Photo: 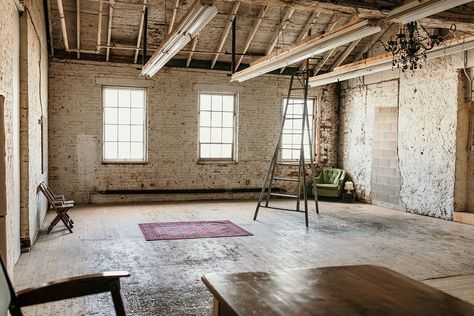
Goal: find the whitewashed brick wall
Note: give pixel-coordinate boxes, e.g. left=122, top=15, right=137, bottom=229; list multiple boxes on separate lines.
left=48, top=61, right=338, bottom=203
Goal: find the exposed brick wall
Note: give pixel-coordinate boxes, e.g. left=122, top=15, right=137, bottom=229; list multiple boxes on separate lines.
left=19, top=0, right=49, bottom=248
left=48, top=61, right=338, bottom=203
left=0, top=0, right=21, bottom=273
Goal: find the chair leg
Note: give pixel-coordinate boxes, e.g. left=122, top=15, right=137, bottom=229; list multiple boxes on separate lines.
left=47, top=215, right=61, bottom=234
left=110, top=281, right=126, bottom=316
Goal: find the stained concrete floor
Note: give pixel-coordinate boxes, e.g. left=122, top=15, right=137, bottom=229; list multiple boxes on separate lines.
left=14, top=200, right=474, bottom=315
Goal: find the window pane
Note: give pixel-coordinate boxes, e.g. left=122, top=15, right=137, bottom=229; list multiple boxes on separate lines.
left=222, top=128, right=233, bottom=143
left=211, top=112, right=221, bottom=127
left=104, top=142, right=117, bottom=159
left=200, top=111, right=211, bottom=126
left=103, top=87, right=146, bottom=162
left=200, top=127, right=211, bottom=143
left=221, top=144, right=232, bottom=158
left=201, top=144, right=211, bottom=158
left=210, top=127, right=221, bottom=142
left=131, top=126, right=143, bottom=142
left=130, top=142, right=144, bottom=160
left=118, top=90, right=131, bottom=108
left=118, top=125, right=130, bottom=141
left=223, top=95, right=234, bottom=111
left=131, top=108, right=144, bottom=125
left=118, top=142, right=130, bottom=159
left=210, top=144, right=221, bottom=158
left=104, top=89, right=118, bottom=107
left=118, top=108, right=131, bottom=125
left=200, top=94, right=211, bottom=110
left=222, top=113, right=233, bottom=127
left=211, top=95, right=222, bottom=111
left=131, top=90, right=144, bottom=108
left=104, top=125, right=118, bottom=142
left=104, top=108, right=118, bottom=124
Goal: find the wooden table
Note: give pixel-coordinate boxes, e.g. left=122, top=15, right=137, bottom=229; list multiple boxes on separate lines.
left=202, top=265, right=474, bottom=316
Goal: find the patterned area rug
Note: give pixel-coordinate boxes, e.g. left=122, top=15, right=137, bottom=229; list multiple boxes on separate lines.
left=138, top=220, right=253, bottom=241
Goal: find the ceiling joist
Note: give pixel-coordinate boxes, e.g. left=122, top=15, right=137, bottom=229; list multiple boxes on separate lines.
left=133, top=0, right=148, bottom=64
left=210, top=1, right=240, bottom=69
left=235, top=5, right=268, bottom=71
left=265, top=6, right=295, bottom=56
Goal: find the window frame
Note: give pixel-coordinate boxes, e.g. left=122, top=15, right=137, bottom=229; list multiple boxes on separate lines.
left=280, top=97, right=317, bottom=163
left=197, top=91, right=238, bottom=163
left=101, top=85, right=148, bottom=164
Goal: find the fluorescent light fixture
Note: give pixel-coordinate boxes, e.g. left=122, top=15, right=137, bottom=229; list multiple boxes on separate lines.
left=308, top=36, right=474, bottom=87
left=387, top=0, right=473, bottom=24
left=141, top=0, right=217, bottom=77
left=230, top=19, right=382, bottom=83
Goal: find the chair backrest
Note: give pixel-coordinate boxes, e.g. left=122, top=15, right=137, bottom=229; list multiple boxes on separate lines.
left=38, top=182, right=55, bottom=204
left=0, top=256, right=16, bottom=316
left=322, top=168, right=343, bottom=184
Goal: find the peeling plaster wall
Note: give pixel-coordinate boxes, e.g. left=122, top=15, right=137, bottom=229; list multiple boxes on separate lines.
left=339, top=55, right=466, bottom=219
left=48, top=61, right=338, bottom=203
left=19, top=0, right=49, bottom=248
left=0, top=0, right=21, bottom=273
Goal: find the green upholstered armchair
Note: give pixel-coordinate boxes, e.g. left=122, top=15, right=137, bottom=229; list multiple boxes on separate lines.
left=313, top=168, right=346, bottom=198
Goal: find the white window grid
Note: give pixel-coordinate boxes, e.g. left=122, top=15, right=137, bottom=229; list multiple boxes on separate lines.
left=198, top=92, right=236, bottom=160
left=281, top=98, right=315, bottom=161
left=102, top=86, right=147, bottom=162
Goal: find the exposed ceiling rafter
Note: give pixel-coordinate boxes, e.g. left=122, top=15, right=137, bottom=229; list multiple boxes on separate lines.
left=106, top=0, right=114, bottom=61
left=187, top=35, right=199, bottom=67
left=235, top=4, right=268, bottom=71
left=265, top=6, right=295, bottom=56
left=133, top=0, right=148, bottom=63
left=210, top=1, right=240, bottom=69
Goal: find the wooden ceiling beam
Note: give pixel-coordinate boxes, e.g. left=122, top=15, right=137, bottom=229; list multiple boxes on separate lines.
left=280, top=10, right=320, bottom=73
left=133, top=0, right=148, bottom=64
left=168, top=0, right=179, bottom=34
left=106, top=1, right=114, bottom=61
left=300, top=12, right=341, bottom=71
left=265, top=7, right=295, bottom=56
left=330, top=38, right=360, bottom=69
left=210, top=1, right=240, bottom=69
left=353, top=22, right=391, bottom=61
left=235, top=5, right=268, bottom=71
left=186, top=35, right=199, bottom=67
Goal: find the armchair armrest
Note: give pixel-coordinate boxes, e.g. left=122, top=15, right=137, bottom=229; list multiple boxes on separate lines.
left=337, top=171, right=347, bottom=189
left=17, top=271, right=130, bottom=307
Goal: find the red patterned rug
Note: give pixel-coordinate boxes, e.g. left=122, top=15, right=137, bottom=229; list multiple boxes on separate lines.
left=138, top=220, right=253, bottom=241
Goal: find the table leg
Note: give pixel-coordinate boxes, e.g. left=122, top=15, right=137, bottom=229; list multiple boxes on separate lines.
left=212, top=297, right=220, bottom=316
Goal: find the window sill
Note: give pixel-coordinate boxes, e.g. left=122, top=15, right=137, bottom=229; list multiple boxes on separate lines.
left=102, top=161, right=148, bottom=165
left=197, top=159, right=238, bottom=165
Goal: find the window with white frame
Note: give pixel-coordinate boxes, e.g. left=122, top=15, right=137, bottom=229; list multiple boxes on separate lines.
left=198, top=93, right=236, bottom=160
left=281, top=98, right=315, bottom=161
left=103, top=86, right=147, bottom=162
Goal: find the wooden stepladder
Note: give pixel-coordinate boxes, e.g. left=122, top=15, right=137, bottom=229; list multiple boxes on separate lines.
left=254, top=70, right=319, bottom=227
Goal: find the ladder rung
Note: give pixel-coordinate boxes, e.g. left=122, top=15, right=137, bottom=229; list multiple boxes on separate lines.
left=274, top=177, right=299, bottom=182
left=279, top=147, right=302, bottom=150
left=276, top=162, right=300, bottom=166
left=270, top=193, right=298, bottom=198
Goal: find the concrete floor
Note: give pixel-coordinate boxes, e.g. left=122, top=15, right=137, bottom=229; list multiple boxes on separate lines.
left=14, top=200, right=474, bottom=315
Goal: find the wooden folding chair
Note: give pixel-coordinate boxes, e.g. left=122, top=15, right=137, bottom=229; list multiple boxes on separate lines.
left=1, top=255, right=130, bottom=316
left=38, top=182, right=74, bottom=234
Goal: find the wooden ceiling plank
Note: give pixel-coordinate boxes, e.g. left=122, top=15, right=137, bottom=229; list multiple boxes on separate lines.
left=331, top=38, right=360, bottom=69
left=97, top=0, right=103, bottom=52
left=235, top=5, right=268, bottom=71
left=106, top=2, right=114, bottom=61
left=133, top=0, right=148, bottom=64
left=265, top=6, right=295, bottom=56
left=210, top=1, right=240, bottom=69
left=186, top=35, right=199, bottom=67
left=168, top=0, right=180, bottom=34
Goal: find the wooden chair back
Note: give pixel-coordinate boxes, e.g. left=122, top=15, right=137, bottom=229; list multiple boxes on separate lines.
left=38, top=182, right=55, bottom=205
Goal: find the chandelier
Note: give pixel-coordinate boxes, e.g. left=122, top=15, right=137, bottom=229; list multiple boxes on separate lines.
left=383, top=22, right=444, bottom=72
